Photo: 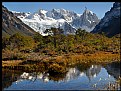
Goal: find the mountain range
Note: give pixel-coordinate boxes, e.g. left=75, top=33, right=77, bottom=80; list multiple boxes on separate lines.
left=13, top=8, right=100, bottom=35
left=2, top=2, right=120, bottom=37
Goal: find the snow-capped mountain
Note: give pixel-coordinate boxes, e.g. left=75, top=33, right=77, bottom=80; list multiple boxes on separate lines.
left=71, top=8, right=100, bottom=32
left=13, top=8, right=100, bottom=35
left=11, top=11, right=31, bottom=19
left=91, top=2, right=120, bottom=37
left=46, top=8, right=80, bottom=22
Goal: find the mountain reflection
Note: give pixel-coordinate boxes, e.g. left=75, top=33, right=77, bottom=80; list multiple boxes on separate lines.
left=2, top=62, right=120, bottom=90
left=63, top=68, right=80, bottom=82
left=86, top=65, right=101, bottom=81
left=62, top=65, right=101, bottom=82
left=104, top=62, right=120, bottom=79
left=3, top=65, right=102, bottom=85
left=2, top=70, right=23, bottom=90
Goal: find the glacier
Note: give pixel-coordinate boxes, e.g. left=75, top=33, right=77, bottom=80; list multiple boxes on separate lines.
left=12, top=8, right=100, bottom=36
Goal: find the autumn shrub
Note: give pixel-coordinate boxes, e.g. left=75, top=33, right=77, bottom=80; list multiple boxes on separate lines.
left=2, top=49, right=27, bottom=60
left=8, top=33, right=35, bottom=51
left=49, top=73, right=66, bottom=82
left=48, top=63, right=67, bottom=73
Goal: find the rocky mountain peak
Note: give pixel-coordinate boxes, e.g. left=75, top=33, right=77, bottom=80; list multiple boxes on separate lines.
left=13, top=7, right=100, bottom=35
left=91, top=2, right=120, bottom=37
left=71, top=8, right=100, bottom=32
left=83, top=7, right=94, bottom=15
left=113, top=2, right=120, bottom=8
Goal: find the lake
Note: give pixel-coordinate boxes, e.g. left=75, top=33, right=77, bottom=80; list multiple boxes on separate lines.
left=2, top=61, right=120, bottom=90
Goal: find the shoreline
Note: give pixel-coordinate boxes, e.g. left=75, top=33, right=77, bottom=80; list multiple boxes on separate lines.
left=2, top=51, right=120, bottom=71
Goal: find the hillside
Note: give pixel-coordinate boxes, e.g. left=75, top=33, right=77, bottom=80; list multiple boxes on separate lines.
left=2, top=5, right=36, bottom=37
left=91, top=2, right=120, bottom=37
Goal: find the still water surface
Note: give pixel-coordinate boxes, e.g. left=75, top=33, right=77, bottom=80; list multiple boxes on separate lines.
left=2, top=62, right=120, bottom=90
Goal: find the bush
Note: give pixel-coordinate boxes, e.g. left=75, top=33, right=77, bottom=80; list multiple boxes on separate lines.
left=48, top=63, right=67, bottom=73
left=2, top=49, right=27, bottom=60
left=9, top=33, right=35, bottom=50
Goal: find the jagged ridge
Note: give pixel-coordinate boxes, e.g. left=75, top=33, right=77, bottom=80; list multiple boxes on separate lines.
left=13, top=8, right=100, bottom=35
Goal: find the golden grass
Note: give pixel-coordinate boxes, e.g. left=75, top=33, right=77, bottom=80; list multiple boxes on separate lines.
left=2, top=60, right=23, bottom=67
left=2, top=51, right=120, bottom=71
left=68, top=52, right=119, bottom=62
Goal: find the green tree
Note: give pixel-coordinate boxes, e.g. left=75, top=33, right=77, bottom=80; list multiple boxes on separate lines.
left=9, top=33, right=35, bottom=50
left=76, top=28, right=88, bottom=40
left=44, top=27, right=64, bottom=48
left=33, top=32, right=43, bottom=43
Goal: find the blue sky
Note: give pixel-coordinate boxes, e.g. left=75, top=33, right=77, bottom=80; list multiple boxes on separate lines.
left=2, top=2, right=114, bottom=19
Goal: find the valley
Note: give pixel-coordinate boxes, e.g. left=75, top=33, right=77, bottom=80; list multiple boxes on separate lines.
left=2, top=2, right=120, bottom=90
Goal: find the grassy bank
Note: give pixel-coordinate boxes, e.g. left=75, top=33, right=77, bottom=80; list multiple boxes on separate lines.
left=2, top=51, right=120, bottom=72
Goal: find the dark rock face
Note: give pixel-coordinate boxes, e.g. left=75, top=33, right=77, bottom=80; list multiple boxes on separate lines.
left=104, top=62, right=120, bottom=80
left=2, top=5, right=36, bottom=37
left=91, top=2, right=120, bottom=37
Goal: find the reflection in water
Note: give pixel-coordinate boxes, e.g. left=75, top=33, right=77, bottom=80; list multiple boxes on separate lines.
left=2, top=62, right=120, bottom=90
left=2, top=70, right=23, bottom=90
left=85, top=65, right=101, bottom=81
left=63, top=68, right=80, bottom=82
left=17, top=72, right=49, bottom=83
left=7, top=65, right=101, bottom=84
left=104, top=62, right=120, bottom=79
left=62, top=65, right=101, bottom=82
